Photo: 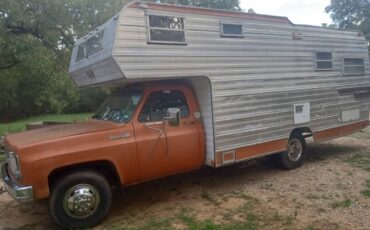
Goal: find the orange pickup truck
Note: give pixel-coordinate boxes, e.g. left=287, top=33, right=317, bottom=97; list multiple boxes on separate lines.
left=2, top=84, right=207, bottom=228
left=2, top=1, right=370, bottom=229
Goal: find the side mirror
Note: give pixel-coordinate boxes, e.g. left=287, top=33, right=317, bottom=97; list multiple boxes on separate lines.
left=165, top=108, right=180, bottom=127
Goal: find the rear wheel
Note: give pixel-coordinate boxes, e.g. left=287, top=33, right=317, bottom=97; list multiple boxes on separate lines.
left=49, top=170, right=112, bottom=229
left=278, top=133, right=307, bottom=170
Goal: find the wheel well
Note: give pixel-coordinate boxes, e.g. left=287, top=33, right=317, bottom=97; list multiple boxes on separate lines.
left=48, top=161, right=121, bottom=191
left=289, top=127, right=313, bottom=139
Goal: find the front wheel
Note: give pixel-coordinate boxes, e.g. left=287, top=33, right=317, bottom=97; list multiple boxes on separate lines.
left=49, top=170, right=112, bottom=229
left=278, top=134, right=307, bottom=170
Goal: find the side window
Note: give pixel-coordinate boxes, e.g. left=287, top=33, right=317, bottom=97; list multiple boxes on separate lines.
left=148, top=15, right=186, bottom=44
left=221, top=23, right=244, bottom=37
left=139, top=90, right=190, bottom=122
left=76, top=30, right=104, bottom=62
left=344, top=58, right=365, bottom=75
left=315, top=52, right=333, bottom=71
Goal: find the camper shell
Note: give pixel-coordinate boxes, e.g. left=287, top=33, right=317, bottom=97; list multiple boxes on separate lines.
left=69, top=1, right=370, bottom=167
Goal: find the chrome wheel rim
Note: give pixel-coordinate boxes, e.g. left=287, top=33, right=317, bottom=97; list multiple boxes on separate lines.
left=287, top=138, right=303, bottom=162
left=63, top=184, right=100, bottom=219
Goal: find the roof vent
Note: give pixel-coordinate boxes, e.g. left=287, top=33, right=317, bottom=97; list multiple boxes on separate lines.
left=292, top=32, right=303, bottom=40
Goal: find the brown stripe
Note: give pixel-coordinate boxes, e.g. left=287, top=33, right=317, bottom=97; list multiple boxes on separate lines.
left=215, top=152, right=222, bottom=167
left=314, top=120, right=369, bottom=142
left=231, top=139, right=288, bottom=163
left=215, top=120, right=368, bottom=167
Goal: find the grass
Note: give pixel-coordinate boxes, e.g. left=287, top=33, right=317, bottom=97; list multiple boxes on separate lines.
left=0, top=113, right=92, bottom=134
left=362, top=180, right=370, bottom=198
left=344, top=150, right=370, bottom=172
left=330, top=199, right=352, bottom=209
left=178, top=214, right=257, bottom=230
left=349, top=127, right=370, bottom=139
left=201, top=191, right=220, bottom=206
left=112, top=196, right=260, bottom=230
left=113, top=213, right=258, bottom=230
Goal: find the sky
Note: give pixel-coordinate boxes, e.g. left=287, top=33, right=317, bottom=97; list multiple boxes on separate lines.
left=240, top=0, right=332, bottom=26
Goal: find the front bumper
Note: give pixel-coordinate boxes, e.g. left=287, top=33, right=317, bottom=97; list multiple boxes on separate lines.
left=1, top=163, right=33, bottom=202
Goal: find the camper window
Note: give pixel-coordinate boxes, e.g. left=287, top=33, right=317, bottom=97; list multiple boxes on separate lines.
left=344, top=58, right=365, bottom=75
left=76, top=44, right=86, bottom=61
left=85, top=30, right=104, bottom=56
left=221, top=23, right=244, bottom=37
left=76, top=30, right=104, bottom=61
left=315, top=52, right=333, bottom=71
left=148, top=15, right=186, bottom=44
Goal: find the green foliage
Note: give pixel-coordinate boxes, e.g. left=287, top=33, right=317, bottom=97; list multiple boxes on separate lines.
left=0, top=0, right=131, bottom=121
left=0, top=0, right=241, bottom=122
left=0, top=153, right=4, bottom=164
left=326, top=0, right=370, bottom=52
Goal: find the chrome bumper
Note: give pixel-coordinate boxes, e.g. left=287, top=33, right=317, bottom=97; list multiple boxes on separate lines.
left=1, top=163, right=33, bottom=202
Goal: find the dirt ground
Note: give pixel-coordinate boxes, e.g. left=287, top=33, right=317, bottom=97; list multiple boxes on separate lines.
left=1, top=129, right=370, bottom=230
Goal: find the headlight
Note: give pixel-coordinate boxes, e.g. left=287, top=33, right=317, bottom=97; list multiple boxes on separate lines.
left=7, top=151, right=21, bottom=179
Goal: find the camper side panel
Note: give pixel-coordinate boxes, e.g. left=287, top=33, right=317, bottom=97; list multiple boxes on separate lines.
left=114, top=5, right=370, bottom=166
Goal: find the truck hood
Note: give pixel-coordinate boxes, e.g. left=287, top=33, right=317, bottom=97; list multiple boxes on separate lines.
left=5, top=119, right=120, bottom=149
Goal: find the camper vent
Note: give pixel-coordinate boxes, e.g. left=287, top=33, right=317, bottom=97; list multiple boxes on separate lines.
left=148, top=15, right=186, bottom=44
left=221, top=23, right=244, bottom=37
left=315, top=52, right=333, bottom=71
left=343, top=58, right=365, bottom=75
left=292, top=32, right=302, bottom=40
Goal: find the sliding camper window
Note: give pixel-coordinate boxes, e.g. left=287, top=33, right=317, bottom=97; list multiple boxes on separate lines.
left=148, top=15, right=186, bottom=44
left=343, top=58, right=365, bottom=75
left=315, top=52, right=333, bottom=71
left=221, top=23, right=244, bottom=37
left=76, top=30, right=105, bottom=62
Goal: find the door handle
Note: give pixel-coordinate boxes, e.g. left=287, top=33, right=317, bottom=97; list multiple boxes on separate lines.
left=109, top=132, right=131, bottom=140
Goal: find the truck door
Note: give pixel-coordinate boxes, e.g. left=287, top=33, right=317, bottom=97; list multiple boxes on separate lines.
left=133, top=88, right=203, bottom=181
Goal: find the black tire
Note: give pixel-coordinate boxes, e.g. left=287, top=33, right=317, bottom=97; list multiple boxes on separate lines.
left=278, top=133, right=307, bottom=170
left=49, top=170, right=112, bottom=229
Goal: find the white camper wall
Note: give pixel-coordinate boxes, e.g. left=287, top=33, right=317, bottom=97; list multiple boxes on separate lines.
left=186, top=77, right=215, bottom=166
left=112, top=3, right=370, bottom=159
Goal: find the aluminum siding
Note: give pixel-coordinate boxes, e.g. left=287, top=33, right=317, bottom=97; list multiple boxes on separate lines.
left=112, top=6, right=370, bottom=159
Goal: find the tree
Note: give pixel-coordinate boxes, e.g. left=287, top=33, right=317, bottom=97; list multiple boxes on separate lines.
left=0, top=0, right=241, bottom=121
left=0, top=0, right=130, bottom=120
left=326, top=0, right=370, bottom=52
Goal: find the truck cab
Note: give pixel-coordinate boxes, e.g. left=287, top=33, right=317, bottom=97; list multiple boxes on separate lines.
left=1, top=83, right=205, bottom=228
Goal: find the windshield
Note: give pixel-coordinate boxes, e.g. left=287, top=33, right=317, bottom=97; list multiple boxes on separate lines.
left=93, top=90, right=142, bottom=123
